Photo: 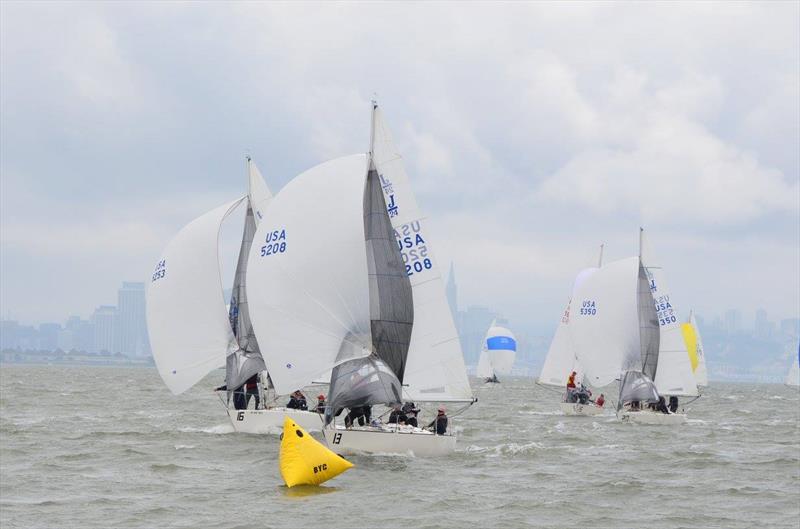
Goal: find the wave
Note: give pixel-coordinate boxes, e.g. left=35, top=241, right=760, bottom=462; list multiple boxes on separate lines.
left=178, top=424, right=234, bottom=435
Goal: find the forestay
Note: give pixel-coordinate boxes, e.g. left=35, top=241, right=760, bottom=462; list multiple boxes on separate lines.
left=246, top=155, right=373, bottom=396
left=146, top=197, right=246, bottom=395
left=371, top=104, right=473, bottom=402
left=569, top=257, right=641, bottom=388
left=640, top=230, right=698, bottom=397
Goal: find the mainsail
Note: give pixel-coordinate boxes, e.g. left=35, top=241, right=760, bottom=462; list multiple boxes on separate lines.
left=225, top=201, right=267, bottom=390
left=640, top=229, right=698, bottom=397
left=324, top=160, right=415, bottom=421
left=370, top=103, right=473, bottom=403
left=146, top=197, right=246, bottom=395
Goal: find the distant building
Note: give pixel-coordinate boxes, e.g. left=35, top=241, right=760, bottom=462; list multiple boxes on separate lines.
left=38, top=322, right=61, bottom=351
left=780, top=318, right=800, bottom=339
left=724, top=309, right=741, bottom=334
left=0, top=320, right=19, bottom=349
left=91, top=305, right=117, bottom=353
left=117, top=282, right=149, bottom=356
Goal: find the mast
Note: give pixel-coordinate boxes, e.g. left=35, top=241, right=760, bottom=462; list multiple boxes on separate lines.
left=598, top=243, right=605, bottom=268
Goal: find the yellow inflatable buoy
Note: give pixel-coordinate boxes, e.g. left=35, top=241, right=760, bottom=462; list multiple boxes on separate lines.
left=279, top=416, right=353, bottom=487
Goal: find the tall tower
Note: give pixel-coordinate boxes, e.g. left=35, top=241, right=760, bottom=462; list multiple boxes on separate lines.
left=445, top=262, right=458, bottom=320
left=117, top=282, right=148, bottom=356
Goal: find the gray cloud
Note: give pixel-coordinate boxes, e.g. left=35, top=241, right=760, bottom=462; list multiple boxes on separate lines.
left=1, top=1, right=798, bottom=329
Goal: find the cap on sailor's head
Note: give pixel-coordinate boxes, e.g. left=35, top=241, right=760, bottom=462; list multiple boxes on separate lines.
left=438, top=405, right=446, bottom=413
left=318, top=394, right=325, bottom=400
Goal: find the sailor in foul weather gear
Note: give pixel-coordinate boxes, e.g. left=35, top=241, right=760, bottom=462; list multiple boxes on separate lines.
left=427, top=405, right=448, bottom=435
left=287, top=391, right=308, bottom=410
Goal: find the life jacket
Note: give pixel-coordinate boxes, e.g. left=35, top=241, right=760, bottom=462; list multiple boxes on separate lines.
left=566, top=375, right=576, bottom=388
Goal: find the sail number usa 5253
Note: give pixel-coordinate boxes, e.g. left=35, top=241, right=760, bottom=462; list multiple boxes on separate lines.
left=151, top=260, right=166, bottom=282
left=260, top=229, right=287, bottom=257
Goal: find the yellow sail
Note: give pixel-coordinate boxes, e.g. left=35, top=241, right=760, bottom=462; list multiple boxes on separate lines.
left=279, top=416, right=353, bottom=487
left=681, top=322, right=699, bottom=372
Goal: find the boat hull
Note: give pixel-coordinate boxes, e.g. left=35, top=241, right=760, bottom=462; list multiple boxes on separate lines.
left=618, top=410, right=687, bottom=425
left=323, top=425, right=456, bottom=456
left=226, top=407, right=323, bottom=433
left=559, top=402, right=603, bottom=416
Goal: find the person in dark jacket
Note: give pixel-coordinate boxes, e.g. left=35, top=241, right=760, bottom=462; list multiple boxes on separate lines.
left=244, top=374, right=260, bottom=409
left=668, top=396, right=679, bottom=413
left=286, top=391, right=308, bottom=410
left=655, top=396, right=669, bottom=414
left=427, top=405, right=448, bottom=435
left=215, top=383, right=246, bottom=410
left=402, top=402, right=419, bottom=427
left=313, top=394, right=326, bottom=414
left=344, top=405, right=371, bottom=427
left=388, top=404, right=407, bottom=425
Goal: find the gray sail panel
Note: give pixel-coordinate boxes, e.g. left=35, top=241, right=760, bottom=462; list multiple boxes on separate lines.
left=324, top=356, right=403, bottom=425
left=617, top=370, right=660, bottom=409
left=226, top=203, right=266, bottom=388
left=363, top=165, right=414, bottom=382
left=637, top=263, right=660, bottom=381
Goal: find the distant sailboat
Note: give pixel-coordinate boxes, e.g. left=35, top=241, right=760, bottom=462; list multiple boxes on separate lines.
left=681, top=310, right=708, bottom=387
left=246, top=103, right=474, bottom=456
left=145, top=157, right=322, bottom=433
left=537, top=245, right=603, bottom=416
left=786, top=344, right=799, bottom=387
left=570, top=229, right=698, bottom=425
left=475, top=321, right=516, bottom=383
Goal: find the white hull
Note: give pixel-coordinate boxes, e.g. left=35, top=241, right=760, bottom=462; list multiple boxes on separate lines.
left=559, top=402, right=603, bottom=416
left=618, top=410, right=687, bottom=425
left=226, top=407, right=323, bottom=434
left=323, top=424, right=456, bottom=456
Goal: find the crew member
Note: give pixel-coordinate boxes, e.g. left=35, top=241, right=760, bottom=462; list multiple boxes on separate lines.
left=286, top=391, right=307, bottom=410
left=595, top=394, right=605, bottom=408
left=427, top=405, right=448, bottom=435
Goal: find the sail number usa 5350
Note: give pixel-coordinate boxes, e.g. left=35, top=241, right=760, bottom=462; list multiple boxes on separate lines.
left=260, top=229, right=287, bottom=257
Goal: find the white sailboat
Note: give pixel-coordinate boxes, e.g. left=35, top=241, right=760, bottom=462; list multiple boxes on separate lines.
left=246, top=102, right=474, bottom=456
left=475, top=321, right=517, bottom=383
left=145, top=157, right=322, bottom=433
left=681, top=310, right=708, bottom=387
left=537, top=246, right=603, bottom=416
left=786, top=344, right=799, bottom=387
left=570, top=229, right=698, bottom=425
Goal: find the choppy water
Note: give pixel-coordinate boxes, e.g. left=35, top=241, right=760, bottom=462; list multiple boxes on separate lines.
left=1, top=366, right=798, bottom=529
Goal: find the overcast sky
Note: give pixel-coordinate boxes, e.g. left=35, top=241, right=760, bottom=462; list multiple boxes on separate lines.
left=1, top=1, right=798, bottom=333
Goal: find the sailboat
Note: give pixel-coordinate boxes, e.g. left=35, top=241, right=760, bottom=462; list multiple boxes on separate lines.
left=570, top=229, right=698, bottom=425
left=537, top=245, right=604, bottom=416
left=786, top=344, right=799, bottom=387
left=246, top=102, right=475, bottom=456
left=681, top=310, right=708, bottom=387
left=475, top=322, right=517, bottom=383
left=145, top=157, right=322, bottom=433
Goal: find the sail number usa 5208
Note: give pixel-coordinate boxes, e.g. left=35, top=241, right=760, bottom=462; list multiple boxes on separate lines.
left=260, top=229, right=287, bottom=257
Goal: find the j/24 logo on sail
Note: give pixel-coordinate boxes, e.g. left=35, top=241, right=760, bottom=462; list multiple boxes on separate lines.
left=260, top=229, right=287, bottom=257
left=579, top=300, right=597, bottom=315
left=151, top=260, right=166, bottom=282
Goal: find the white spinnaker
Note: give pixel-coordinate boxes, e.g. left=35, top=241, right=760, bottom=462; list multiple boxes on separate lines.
left=247, top=157, right=272, bottom=226
left=146, top=197, right=245, bottom=395
left=475, top=350, right=492, bottom=378
left=538, top=268, right=596, bottom=387
left=570, top=257, right=641, bottom=388
left=640, top=230, right=698, bottom=397
left=246, top=154, right=373, bottom=396
left=690, top=311, right=709, bottom=387
left=371, top=105, right=472, bottom=402
left=484, top=325, right=516, bottom=376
